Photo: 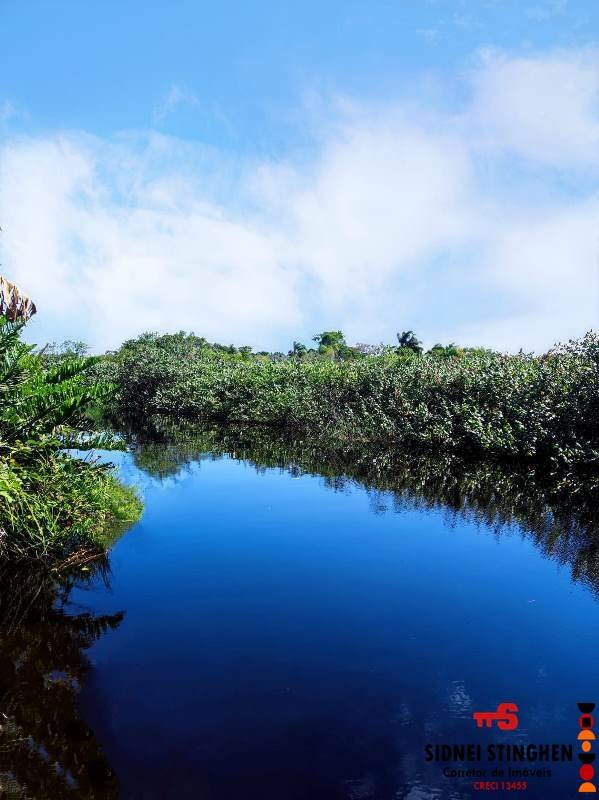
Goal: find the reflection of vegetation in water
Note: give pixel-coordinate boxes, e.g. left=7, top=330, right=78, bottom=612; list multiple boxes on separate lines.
left=0, top=562, right=121, bottom=799
left=126, top=420, right=599, bottom=596
left=129, top=437, right=216, bottom=481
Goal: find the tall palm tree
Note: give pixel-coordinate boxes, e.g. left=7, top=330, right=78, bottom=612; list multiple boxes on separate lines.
left=396, top=330, right=423, bottom=355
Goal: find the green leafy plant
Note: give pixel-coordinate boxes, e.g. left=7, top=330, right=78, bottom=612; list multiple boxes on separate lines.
left=0, top=317, right=142, bottom=562
left=101, top=329, right=599, bottom=472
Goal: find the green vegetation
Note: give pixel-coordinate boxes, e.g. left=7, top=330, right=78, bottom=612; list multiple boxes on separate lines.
left=101, top=329, right=599, bottom=471
left=10, top=302, right=595, bottom=563
left=396, top=329, right=423, bottom=354
left=0, top=317, right=141, bottom=563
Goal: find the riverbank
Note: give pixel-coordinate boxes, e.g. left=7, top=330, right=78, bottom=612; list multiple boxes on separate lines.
left=1, top=452, right=142, bottom=563
left=7, top=318, right=599, bottom=564
left=0, top=317, right=142, bottom=564
left=101, top=330, right=599, bottom=471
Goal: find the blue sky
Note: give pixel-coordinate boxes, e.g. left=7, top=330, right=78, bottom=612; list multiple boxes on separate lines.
left=1, top=0, right=599, bottom=351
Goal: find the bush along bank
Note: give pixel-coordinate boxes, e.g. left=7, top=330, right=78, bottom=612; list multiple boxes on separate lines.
left=0, top=317, right=142, bottom=563
left=99, top=330, right=599, bottom=472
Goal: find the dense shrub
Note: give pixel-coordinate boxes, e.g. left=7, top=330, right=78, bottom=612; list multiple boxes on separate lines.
left=102, top=331, right=599, bottom=470
left=0, top=318, right=141, bottom=562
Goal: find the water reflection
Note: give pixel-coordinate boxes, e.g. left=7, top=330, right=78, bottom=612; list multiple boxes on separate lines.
left=126, top=421, right=599, bottom=598
left=4, top=424, right=599, bottom=799
left=0, top=562, right=122, bottom=799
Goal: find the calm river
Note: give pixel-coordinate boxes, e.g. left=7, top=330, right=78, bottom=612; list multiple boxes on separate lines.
left=2, top=430, right=599, bottom=799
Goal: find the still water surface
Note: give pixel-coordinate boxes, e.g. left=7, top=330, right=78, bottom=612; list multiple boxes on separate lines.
left=2, top=433, right=599, bottom=799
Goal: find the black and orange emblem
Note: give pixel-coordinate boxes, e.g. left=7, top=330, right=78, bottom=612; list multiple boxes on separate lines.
left=578, top=703, right=597, bottom=792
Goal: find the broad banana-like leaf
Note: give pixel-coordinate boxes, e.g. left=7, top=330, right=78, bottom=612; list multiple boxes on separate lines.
left=0, top=276, right=37, bottom=321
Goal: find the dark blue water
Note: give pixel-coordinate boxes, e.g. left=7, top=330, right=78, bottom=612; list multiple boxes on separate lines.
left=3, top=438, right=599, bottom=799
left=58, top=445, right=599, bottom=800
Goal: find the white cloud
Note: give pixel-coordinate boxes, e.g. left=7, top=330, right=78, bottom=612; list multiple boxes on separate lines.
left=1, top=48, right=598, bottom=353
left=452, top=199, right=599, bottom=352
left=468, top=48, right=599, bottom=166
left=0, top=133, right=300, bottom=351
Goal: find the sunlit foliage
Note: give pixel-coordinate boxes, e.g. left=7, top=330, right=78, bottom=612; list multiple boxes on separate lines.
left=102, top=330, right=599, bottom=470
left=0, top=318, right=141, bottom=562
